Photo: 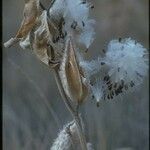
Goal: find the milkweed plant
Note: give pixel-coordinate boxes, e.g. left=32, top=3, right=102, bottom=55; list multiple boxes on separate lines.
left=4, top=0, right=149, bottom=150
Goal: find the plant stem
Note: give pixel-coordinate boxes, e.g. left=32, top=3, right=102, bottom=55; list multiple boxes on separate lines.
left=53, top=67, right=88, bottom=150
left=73, top=112, right=87, bottom=150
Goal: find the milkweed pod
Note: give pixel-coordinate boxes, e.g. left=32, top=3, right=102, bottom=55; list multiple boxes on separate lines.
left=20, top=10, right=61, bottom=67
left=4, top=0, right=40, bottom=48
left=59, top=36, right=89, bottom=105
left=16, top=0, right=40, bottom=38
left=29, top=11, right=52, bottom=65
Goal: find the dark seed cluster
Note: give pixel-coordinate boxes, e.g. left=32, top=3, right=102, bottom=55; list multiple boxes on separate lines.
left=71, top=21, right=78, bottom=29
left=102, top=75, right=136, bottom=100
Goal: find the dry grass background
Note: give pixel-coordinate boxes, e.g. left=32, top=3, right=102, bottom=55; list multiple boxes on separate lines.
left=3, top=0, right=149, bottom=150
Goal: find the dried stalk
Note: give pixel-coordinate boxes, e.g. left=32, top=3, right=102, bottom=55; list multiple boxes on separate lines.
left=53, top=66, right=88, bottom=150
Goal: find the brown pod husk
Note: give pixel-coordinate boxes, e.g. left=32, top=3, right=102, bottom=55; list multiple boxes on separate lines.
left=59, top=36, right=89, bottom=105
left=28, top=11, right=62, bottom=67
left=4, top=0, right=40, bottom=48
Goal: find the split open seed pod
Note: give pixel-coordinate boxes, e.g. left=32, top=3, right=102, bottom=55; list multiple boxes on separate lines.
left=59, top=36, right=89, bottom=105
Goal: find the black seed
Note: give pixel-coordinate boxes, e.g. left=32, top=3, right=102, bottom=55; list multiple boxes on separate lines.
left=101, top=62, right=105, bottom=65
left=108, top=84, right=112, bottom=90
left=103, top=76, right=106, bottom=81
left=119, top=85, right=123, bottom=90
left=130, top=81, right=135, bottom=87
left=106, top=81, right=111, bottom=85
left=52, top=38, right=56, bottom=43
left=64, top=32, right=67, bottom=37
left=60, top=33, right=64, bottom=38
left=82, top=21, right=85, bottom=27
left=85, top=49, right=88, bottom=53
left=81, top=1, right=86, bottom=4
left=119, top=37, right=122, bottom=42
left=90, top=5, right=94, bottom=9
left=136, top=72, right=143, bottom=78
left=62, top=20, right=65, bottom=25
left=102, top=49, right=106, bottom=53
left=117, top=88, right=122, bottom=94
left=114, top=83, right=117, bottom=88
left=71, top=21, right=77, bottom=29
left=107, top=95, right=110, bottom=99
left=108, top=87, right=112, bottom=91
left=118, top=86, right=123, bottom=92
left=121, top=80, right=124, bottom=86
left=116, top=92, right=119, bottom=96
left=56, top=36, right=59, bottom=41
left=96, top=102, right=100, bottom=107
left=110, top=95, right=113, bottom=99
left=111, top=91, right=114, bottom=96
left=91, top=83, right=94, bottom=86
left=116, top=89, right=119, bottom=93
left=40, top=2, right=46, bottom=10
left=115, top=90, right=119, bottom=96
left=104, top=75, right=110, bottom=81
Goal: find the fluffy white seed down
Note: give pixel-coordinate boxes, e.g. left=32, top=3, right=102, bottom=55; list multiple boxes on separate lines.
left=64, top=0, right=95, bottom=48
left=50, top=121, right=94, bottom=150
left=87, top=143, right=95, bottom=150
left=79, top=56, right=103, bottom=78
left=104, top=38, right=148, bottom=85
left=50, top=122, right=73, bottom=150
left=78, top=19, right=95, bottom=48
left=48, top=0, right=95, bottom=48
left=49, top=0, right=66, bottom=20
left=64, top=0, right=89, bottom=27
left=91, top=78, right=106, bottom=103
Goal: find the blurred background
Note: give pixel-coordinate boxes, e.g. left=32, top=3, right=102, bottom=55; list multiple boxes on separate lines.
left=3, top=0, right=149, bottom=150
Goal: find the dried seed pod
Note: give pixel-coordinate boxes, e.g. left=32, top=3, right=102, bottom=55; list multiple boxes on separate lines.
left=27, top=11, right=62, bottom=66
left=16, top=0, right=40, bottom=38
left=59, top=36, right=89, bottom=105
left=29, top=11, right=53, bottom=65
left=4, top=0, right=40, bottom=48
